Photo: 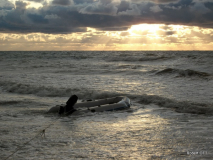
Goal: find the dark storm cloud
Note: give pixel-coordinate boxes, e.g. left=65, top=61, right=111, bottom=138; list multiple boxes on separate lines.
left=0, top=0, right=213, bottom=34
left=150, top=0, right=179, bottom=4
left=205, top=2, right=213, bottom=10
left=117, top=1, right=131, bottom=13
left=0, top=1, right=27, bottom=29
left=73, top=0, right=94, bottom=4
left=28, top=14, right=48, bottom=23
left=15, top=1, right=28, bottom=9
left=79, top=0, right=118, bottom=15
left=52, top=0, right=72, bottom=6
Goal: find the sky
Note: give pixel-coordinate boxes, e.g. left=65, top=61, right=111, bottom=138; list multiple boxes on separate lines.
left=0, top=0, right=213, bottom=50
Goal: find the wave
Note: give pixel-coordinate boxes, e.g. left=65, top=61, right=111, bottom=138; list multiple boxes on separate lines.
left=0, top=80, right=121, bottom=99
left=136, top=94, right=213, bottom=115
left=0, top=100, right=45, bottom=107
left=138, top=56, right=170, bottom=61
left=156, top=68, right=211, bottom=79
left=107, top=55, right=171, bottom=62
left=0, top=100, right=23, bottom=105
left=0, top=81, right=77, bottom=97
left=1, top=80, right=212, bottom=115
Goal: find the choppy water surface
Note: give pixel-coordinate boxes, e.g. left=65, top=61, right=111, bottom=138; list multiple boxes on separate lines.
left=0, top=51, right=213, bottom=159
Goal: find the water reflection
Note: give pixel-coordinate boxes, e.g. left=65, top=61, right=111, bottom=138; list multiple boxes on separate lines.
left=1, top=104, right=212, bottom=159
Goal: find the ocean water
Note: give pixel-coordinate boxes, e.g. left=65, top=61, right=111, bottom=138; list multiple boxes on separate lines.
left=0, top=51, right=212, bottom=159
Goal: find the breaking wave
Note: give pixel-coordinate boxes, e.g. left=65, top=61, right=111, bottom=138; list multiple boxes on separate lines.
left=156, top=68, right=211, bottom=79
left=136, top=94, right=213, bottom=115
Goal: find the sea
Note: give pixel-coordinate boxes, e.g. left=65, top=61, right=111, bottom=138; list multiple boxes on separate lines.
left=0, top=51, right=212, bottom=160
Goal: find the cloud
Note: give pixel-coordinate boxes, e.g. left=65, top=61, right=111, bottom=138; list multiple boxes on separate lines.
left=120, top=31, right=130, bottom=36
left=190, top=2, right=210, bottom=14
left=44, top=14, right=60, bottom=19
left=1, top=0, right=213, bottom=34
left=117, top=0, right=131, bottom=13
left=150, top=5, right=163, bottom=12
left=79, top=0, right=118, bottom=15
left=150, top=0, right=179, bottom=4
left=118, top=3, right=141, bottom=15
left=0, top=0, right=14, bottom=17
left=26, top=0, right=44, bottom=2
left=0, top=0, right=14, bottom=10
left=15, top=1, right=28, bottom=10
left=28, top=13, right=48, bottom=23
left=156, top=30, right=176, bottom=35
left=1, top=24, right=213, bottom=50
left=52, top=0, right=73, bottom=6
left=73, top=0, right=94, bottom=5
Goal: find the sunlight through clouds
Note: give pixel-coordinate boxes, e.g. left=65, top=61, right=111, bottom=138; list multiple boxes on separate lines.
left=1, top=24, right=213, bottom=50
left=1, top=0, right=213, bottom=50
left=9, top=0, right=44, bottom=9
left=129, top=24, right=163, bottom=37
